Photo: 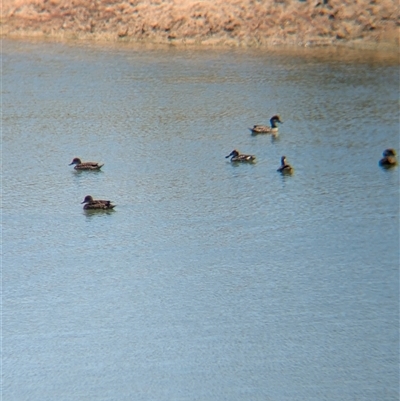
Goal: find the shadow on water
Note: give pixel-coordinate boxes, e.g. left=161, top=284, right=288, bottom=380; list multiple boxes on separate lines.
left=227, top=161, right=258, bottom=168
left=379, top=164, right=398, bottom=171
left=278, top=171, right=295, bottom=185
left=271, top=134, right=282, bottom=143
left=83, top=208, right=116, bottom=220
left=250, top=132, right=280, bottom=142
left=72, top=169, right=104, bottom=175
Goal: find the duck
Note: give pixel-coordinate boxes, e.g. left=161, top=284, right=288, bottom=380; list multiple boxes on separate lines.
left=249, top=115, right=283, bottom=134
left=277, top=156, right=294, bottom=174
left=69, top=157, right=104, bottom=170
left=225, top=149, right=256, bottom=163
left=81, top=195, right=116, bottom=210
left=379, top=148, right=397, bottom=168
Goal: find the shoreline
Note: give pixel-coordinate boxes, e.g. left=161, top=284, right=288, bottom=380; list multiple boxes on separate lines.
left=2, top=0, right=399, bottom=53
left=2, top=30, right=399, bottom=52
left=3, top=30, right=399, bottom=57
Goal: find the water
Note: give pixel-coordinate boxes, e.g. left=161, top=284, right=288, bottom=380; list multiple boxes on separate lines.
left=2, top=39, right=399, bottom=400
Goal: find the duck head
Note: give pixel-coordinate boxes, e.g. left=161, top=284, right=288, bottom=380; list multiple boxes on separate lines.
left=69, top=157, right=82, bottom=165
left=280, top=156, right=287, bottom=165
left=226, top=150, right=239, bottom=159
left=383, top=149, right=396, bottom=157
left=81, top=195, right=94, bottom=204
left=270, top=115, right=283, bottom=127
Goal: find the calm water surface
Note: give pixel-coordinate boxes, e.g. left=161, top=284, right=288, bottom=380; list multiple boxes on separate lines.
left=2, top=39, right=399, bottom=400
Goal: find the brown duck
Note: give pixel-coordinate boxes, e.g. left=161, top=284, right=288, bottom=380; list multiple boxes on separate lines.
left=379, top=149, right=397, bottom=168
left=225, top=149, right=256, bottom=163
left=69, top=157, right=104, bottom=170
left=81, top=195, right=116, bottom=210
left=249, top=115, right=283, bottom=135
left=277, top=156, right=294, bottom=174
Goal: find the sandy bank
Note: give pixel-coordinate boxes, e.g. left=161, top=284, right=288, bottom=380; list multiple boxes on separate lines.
left=1, top=0, right=399, bottom=50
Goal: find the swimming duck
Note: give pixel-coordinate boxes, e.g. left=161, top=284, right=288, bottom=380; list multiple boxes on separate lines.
left=379, top=148, right=397, bottom=168
left=69, top=157, right=104, bottom=170
left=249, top=115, right=283, bottom=135
left=225, top=149, right=256, bottom=163
left=81, top=195, right=116, bottom=210
left=277, top=156, right=293, bottom=174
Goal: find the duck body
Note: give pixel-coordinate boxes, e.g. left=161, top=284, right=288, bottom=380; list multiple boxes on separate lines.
left=379, top=149, right=397, bottom=168
left=69, top=157, right=104, bottom=170
left=249, top=115, right=283, bottom=135
left=226, top=149, right=256, bottom=163
left=81, top=195, right=116, bottom=210
left=277, top=156, right=293, bottom=174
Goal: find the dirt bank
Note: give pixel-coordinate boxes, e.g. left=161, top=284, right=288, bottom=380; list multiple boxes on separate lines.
left=1, top=0, right=399, bottom=50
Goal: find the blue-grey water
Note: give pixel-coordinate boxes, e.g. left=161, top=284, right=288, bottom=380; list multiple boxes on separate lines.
left=2, top=39, right=399, bottom=401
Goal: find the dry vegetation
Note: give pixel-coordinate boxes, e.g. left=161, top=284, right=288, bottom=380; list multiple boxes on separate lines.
left=1, top=0, right=399, bottom=49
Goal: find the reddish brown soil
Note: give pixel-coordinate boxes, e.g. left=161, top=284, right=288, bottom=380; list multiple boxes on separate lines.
left=1, top=0, right=399, bottom=50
